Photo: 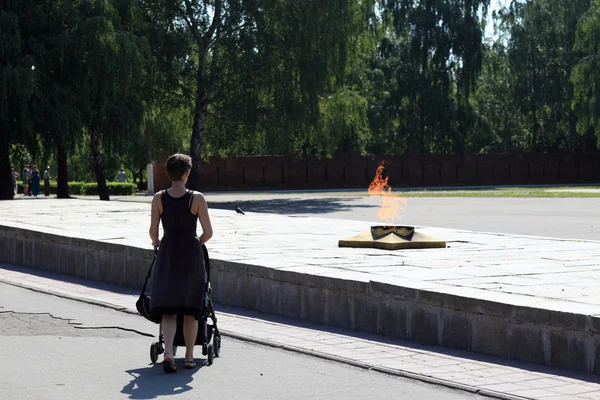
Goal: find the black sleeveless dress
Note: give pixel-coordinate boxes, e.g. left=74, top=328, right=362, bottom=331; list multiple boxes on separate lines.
left=150, top=190, right=206, bottom=318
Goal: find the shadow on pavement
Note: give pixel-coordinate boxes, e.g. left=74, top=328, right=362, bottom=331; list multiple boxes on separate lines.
left=216, top=304, right=600, bottom=386
left=7, top=264, right=600, bottom=386
left=6, top=250, right=600, bottom=387
left=208, top=197, right=374, bottom=215
left=0, top=264, right=142, bottom=296
left=121, top=362, right=204, bottom=399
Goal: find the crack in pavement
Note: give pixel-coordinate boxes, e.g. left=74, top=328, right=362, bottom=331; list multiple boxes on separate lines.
left=0, top=311, right=153, bottom=338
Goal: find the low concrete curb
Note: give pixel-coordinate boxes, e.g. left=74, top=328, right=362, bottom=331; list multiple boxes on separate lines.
left=1, top=224, right=599, bottom=375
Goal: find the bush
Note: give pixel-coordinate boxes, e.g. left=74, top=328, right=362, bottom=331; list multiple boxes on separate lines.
left=17, top=181, right=86, bottom=195
left=68, top=182, right=85, bottom=194
left=16, top=181, right=136, bottom=196
left=82, top=182, right=137, bottom=196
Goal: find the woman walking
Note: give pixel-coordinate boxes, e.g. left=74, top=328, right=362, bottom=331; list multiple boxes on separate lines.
left=148, top=153, right=213, bottom=373
left=30, top=165, right=41, bottom=197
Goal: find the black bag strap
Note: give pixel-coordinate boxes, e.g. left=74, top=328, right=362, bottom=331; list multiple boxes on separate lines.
left=202, top=244, right=210, bottom=281
left=140, top=248, right=158, bottom=295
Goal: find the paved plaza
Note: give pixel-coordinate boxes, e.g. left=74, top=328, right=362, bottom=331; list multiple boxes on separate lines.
left=119, top=192, right=600, bottom=241
left=2, top=198, right=600, bottom=314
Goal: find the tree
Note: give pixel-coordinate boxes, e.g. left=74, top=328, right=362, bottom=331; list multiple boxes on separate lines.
left=469, top=40, right=528, bottom=152
left=72, top=0, right=149, bottom=200
left=376, top=0, right=488, bottom=154
left=30, top=0, right=86, bottom=198
left=141, top=0, right=376, bottom=189
left=572, top=0, right=600, bottom=146
left=0, top=9, right=34, bottom=200
left=503, top=0, right=590, bottom=151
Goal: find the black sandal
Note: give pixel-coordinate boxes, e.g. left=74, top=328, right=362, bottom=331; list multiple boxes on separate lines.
left=184, top=359, right=196, bottom=369
left=162, top=352, right=177, bottom=373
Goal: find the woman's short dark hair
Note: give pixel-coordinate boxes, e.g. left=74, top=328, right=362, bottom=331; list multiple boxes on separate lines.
left=165, top=153, right=192, bottom=181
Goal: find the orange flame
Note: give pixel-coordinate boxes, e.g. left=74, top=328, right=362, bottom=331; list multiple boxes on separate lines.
left=368, top=164, right=407, bottom=226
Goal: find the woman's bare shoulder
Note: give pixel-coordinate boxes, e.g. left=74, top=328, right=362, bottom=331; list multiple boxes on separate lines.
left=152, top=191, right=163, bottom=201
left=189, top=190, right=206, bottom=199
left=151, top=191, right=164, bottom=206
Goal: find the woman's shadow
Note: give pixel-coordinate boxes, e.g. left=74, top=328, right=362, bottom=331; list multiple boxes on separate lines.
left=121, top=360, right=206, bottom=399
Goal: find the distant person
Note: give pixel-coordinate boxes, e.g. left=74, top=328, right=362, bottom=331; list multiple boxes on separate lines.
left=30, top=165, right=40, bottom=197
left=116, top=168, right=127, bottom=182
left=149, top=153, right=213, bottom=372
left=11, top=168, right=19, bottom=195
left=27, top=165, right=32, bottom=196
left=21, top=167, right=29, bottom=196
left=43, top=166, right=51, bottom=196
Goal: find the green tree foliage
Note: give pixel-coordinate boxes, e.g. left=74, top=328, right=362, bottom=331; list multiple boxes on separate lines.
left=469, top=40, right=528, bottom=153
left=372, top=0, right=489, bottom=155
left=572, top=0, right=600, bottom=147
left=140, top=0, right=377, bottom=189
left=502, top=0, right=590, bottom=151
left=71, top=0, right=149, bottom=200
left=4, top=0, right=600, bottom=201
left=0, top=7, right=34, bottom=199
left=3, top=0, right=149, bottom=200
left=29, top=1, right=85, bottom=198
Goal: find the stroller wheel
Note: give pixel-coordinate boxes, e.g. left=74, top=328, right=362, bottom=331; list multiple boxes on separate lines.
left=207, top=344, right=214, bottom=365
left=214, top=336, right=221, bottom=357
left=150, top=342, right=159, bottom=364
left=173, top=346, right=177, bottom=357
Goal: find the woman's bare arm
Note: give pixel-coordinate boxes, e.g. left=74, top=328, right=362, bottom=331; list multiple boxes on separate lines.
left=149, top=192, right=163, bottom=247
left=192, top=192, right=213, bottom=245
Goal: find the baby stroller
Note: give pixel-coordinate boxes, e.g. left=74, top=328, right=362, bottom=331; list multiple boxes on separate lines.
left=136, top=244, right=222, bottom=366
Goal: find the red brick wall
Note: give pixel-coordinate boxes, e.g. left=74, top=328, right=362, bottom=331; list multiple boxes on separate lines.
left=153, top=150, right=600, bottom=192
left=153, top=150, right=171, bottom=192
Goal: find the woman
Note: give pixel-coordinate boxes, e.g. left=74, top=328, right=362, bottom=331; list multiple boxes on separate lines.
left=149, top=153, right=213, bottom=373
left=31, top=165, right=40, bottom=197
left=21, top=167, right=29, bottom=196
left=11, top=168, right=19, bottom=195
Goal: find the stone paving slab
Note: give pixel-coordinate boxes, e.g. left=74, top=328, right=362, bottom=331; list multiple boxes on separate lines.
left=2, top=198, right=600, bottom=315
left=2, top=263, right=600, bottom=400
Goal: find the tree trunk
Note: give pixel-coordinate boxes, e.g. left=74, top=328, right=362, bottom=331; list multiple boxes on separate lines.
left=418, top=30, right=429, bottom=154
left=532, top=107, right=539, bottom=152
left=187, top=93, right=209, bottom=191
left=569, top=109, right=578, bottom=150
left=530, top=45, right=540, bottom=152
left=0, top=126, right=14, bottom=200
left=138, top=168, right=144, bottom=190
left=418, top=96, right=426, bottom=154
left=145, top=119, right=152, bottom=164
left=56, top=140, right=70, bottom=199
left=90, top=127, right=110, bottom=201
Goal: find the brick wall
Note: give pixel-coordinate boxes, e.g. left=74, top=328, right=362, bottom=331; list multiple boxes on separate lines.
left=153, top=150, right=600, bottom=191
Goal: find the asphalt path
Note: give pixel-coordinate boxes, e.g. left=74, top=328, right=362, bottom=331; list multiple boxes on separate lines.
left=191, top=194, right=600, bottom=241
left=55, top=191, right=600, bottom=240
left=0, top=282, right=480, bottom=400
